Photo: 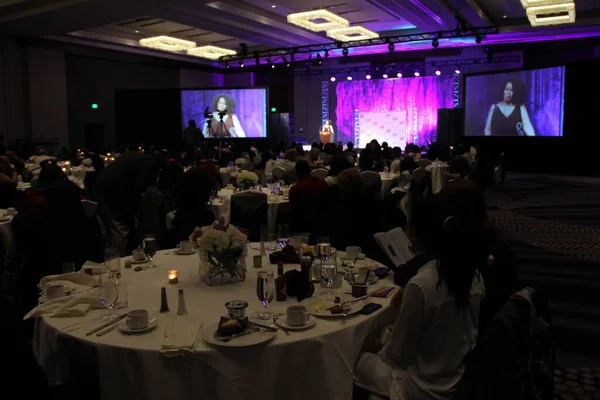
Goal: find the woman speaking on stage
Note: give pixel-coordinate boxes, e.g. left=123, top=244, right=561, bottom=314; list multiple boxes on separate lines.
left=204, top=94, right=246, bottom=138
left=484, top=78, right=535, bottom=137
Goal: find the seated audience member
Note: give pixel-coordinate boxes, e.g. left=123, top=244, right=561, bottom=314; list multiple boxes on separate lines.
left=325, top=155, right=351, bottom=186
left=426, top=141, right=441, bottom=161
left=405, top=143, right=422, bottom=160
left=358, top=153, right=375, bottom=172
left=0, top=156, right=18, bottom=208
left=140, top=162, right=183, bottom=248
left=289, top=160, right=328, bottom=233
left=20, top=163, right=82, bottom=213
left=274, top=149, right=297, bottom=174
left=389, top=147, right=403, bottom=173
left=354, top=180, right=487, bottom=400
left=171, top=167, right=215, bottom=243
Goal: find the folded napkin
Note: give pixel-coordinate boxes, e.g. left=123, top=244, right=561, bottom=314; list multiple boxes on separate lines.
left=80, top=261, right=107, bottom=276
left=160, top=323, right=202, bottom=357
left=39, top=271, right=98, bottom=292
left=24, top=291, right=103, bottom=319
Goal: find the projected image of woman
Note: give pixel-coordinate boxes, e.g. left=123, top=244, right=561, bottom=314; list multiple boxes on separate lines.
left=204, top=94, right=246, bottom=138
left=484, top=78, right=535, bottom=136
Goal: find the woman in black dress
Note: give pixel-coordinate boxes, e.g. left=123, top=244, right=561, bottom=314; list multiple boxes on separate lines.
left=484, top=78, right=535, bottom=136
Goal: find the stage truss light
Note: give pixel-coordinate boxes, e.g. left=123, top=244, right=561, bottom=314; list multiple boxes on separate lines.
left=342, top=48, right=349, bottom=56
left=366, top=72, right=372, bottom=80
left=330, top=74, right=336, bottom=82
left=414, top=69, right=420, bottom=77
left=397, top=71, right=403, bottom=78
left=432, top=38, right=439, bottom=48
left=526, top=2, right=575, bottom=26
left=240, top=61, right=245, bottom=68
left=435, top=68, right=441, bottom=76
left=388, top=43, right=395, bottom=52
left=382, top=72, right=389, bottom=79
left=317, top=53, right=322, bottom=64
left=187, top=45, right=237, bottom=60
left=347, top=73, right=353, bottom=81
left=454, top=66, right=461, bottom=74
left=287, top=9, right=349, bottom=32
left=139, top=36, right=196, bottom=52
left=327, top=26, right=379, bottom=42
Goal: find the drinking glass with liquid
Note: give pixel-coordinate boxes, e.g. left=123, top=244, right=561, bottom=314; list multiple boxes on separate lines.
left=143, top=236, right=157, bottom=267
left=104, top=248, right=121, bottom=278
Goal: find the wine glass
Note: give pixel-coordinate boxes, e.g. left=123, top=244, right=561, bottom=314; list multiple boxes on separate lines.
left=143, top=236, right=157, bottom=267
left=104, top=248, right=120, bottom=278
left=321, top=263, right=337, bottom=299
left=98, top=275, right=119, bottom=320
left=256, top=271, right=275, bottom=320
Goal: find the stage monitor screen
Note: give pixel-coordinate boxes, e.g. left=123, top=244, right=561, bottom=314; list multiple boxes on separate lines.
left=464, top=66, right=565, bottom=137
left=181, top=88, right=267, bottom=138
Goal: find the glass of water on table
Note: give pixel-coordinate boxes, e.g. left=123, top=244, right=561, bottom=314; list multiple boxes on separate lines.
left=143, top=235, right=157, bottom=267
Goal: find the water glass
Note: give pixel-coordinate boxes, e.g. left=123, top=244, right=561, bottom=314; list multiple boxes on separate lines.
left=143, top=236, right=157, bottom=266
left=256, top=271, right=275, bottom=320
left=98, top=275, right=119, bottom=320
left=104, top=248, right=121, bottom=278
left=321, top=263, right=337, bottom=299
left=115, top=281, right=128, bottom=310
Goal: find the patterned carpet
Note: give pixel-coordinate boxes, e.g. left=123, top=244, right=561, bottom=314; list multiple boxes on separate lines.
left=486, top=174, right=600, bottom=398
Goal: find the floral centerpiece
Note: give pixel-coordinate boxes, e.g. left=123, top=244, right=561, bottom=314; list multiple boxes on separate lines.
left=236, top=171, right=258, bottom=190
left=190, top=218, right=249, bottom=286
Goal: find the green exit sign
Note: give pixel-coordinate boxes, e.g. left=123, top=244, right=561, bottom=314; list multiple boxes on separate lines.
left=91, top=103, right=99, bottom=109
left=270, top=107, right=276, bottom=113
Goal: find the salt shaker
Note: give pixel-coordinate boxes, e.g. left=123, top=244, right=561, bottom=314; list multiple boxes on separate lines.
left=260, top=240, right=267, bottom=256
left=177, top=289, right=188, bottom=315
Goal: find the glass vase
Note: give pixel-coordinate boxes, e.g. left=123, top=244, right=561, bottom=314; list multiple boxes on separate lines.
left=199, top=247, right=247, bottom=286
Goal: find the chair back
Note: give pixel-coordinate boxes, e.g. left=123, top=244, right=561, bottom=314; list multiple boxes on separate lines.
left=311, top=168, right=328, bottom=179
left=81, top=199, right=99, bottom=218
left=272, top=166, right=287, bottom=179
left=240, top=161, right=254, bottom=171
left=416, top=158, right=432, bottom=168
left=235, top=157, right=247, bottom=166
left=411, top=167, right=427, bottom=183
left=285, top=170, right=298, bottom=184
left=230, top=192, right=268, bottom=242
left=469, top=159, right=478, bottom=171
left=253, top=156, right=262, bottom=166
left=30, top=178, right=39, bottom=189
left=360, top=171, right=382, bottom=197
left=322, top=154, right=333, bottom=165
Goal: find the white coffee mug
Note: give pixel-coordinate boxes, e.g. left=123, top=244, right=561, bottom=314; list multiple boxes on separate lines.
left=345, top=246, right=362, bottom=260
left=46, top=284, right=65, bottom=300
left=177, top=241, right=193, bottom=253
left=286, top=305, right=310, bottom=326
left=132, top=248, right=145, bottom=262
left=126, top=309, right=149, bottom=330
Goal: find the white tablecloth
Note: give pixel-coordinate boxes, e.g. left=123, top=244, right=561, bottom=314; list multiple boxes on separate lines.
left=213, top=188, right=289, bottom=241
left=34, top=247, right=394, bottom=400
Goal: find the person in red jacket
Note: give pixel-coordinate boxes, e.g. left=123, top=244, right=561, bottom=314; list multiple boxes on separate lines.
left=289, top=159, right=328, bottom=234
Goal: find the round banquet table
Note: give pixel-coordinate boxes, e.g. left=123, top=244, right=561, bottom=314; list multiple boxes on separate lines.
left=34, top=245, right=394, bottom=400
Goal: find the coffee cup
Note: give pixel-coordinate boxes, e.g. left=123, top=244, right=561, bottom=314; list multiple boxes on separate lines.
left=126, top=309, right=149, bottom=330
left=177, top=241, right=193, bottom=253
left=46, top=284, right=66, bottom=300
left=132, top=248, right=145, bottom=262
left=286, top=305, right=310, bottom=326
left=345, top=246, right=361, bottom=260
left=225, top=300, right=248, bottom=319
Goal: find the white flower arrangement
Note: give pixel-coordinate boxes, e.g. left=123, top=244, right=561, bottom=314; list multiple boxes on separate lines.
left=189, top=219, right=248, bottom=253
left=237, top=171, right=258, bottom=187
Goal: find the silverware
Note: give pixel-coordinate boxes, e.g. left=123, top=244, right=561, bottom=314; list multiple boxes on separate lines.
left=326, top=294, right=369, bottom=311
left=273, top=317, right=291, bottom=335
left=96, top=323, right=119, bottom=337
left=216, top=328, right=260, bottom=343
left=249, top=322, right=278, bottom=332
left=85, top=314, right=127, bottom=336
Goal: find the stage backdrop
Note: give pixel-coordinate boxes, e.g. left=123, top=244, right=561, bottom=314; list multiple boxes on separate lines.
left=335, top=76, right=454, bottom=147
left=358, top=111, right=407, bottom=149
left=464, top=66, right=565, bottom=137
left=181, top=88, right=267, bottom=138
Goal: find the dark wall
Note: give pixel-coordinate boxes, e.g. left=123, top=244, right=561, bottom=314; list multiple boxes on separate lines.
left=463, top=58, right=600, bottom=176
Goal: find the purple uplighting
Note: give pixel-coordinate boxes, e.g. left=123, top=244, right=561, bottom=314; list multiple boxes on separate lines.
left=334, top=76, right=454, bottom=146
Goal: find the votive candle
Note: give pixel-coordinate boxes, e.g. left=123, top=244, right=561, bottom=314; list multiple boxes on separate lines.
left=168, top=270, right=179, bottom=284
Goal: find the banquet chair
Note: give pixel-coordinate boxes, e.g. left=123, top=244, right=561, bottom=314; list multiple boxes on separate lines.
left=411, top=167, right=427, bottom=184
left=360, top=171, right=382, bottom=199
left=311, top=168, right=328, bottom=179
left=272, top=166, right=287, bottom=180
left=235, top=157, right=247, bottom=166
left=284, top=170, right=298, bottom=184
left=81, top=200, right=99, bottom=218
left=30, top=178, right=39, bottom=189
left=253, top=156, right=262, bottom=166
left=322, top=154, right=333, bottom=165
left=230, top=192, right=268, bottom=242
left=240, top=161, right=255, bottom=171
left=416, top=158, right=432, bottom=168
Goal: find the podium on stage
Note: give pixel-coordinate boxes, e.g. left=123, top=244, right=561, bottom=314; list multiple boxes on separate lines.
left=319, top=131, right=332, bottom=144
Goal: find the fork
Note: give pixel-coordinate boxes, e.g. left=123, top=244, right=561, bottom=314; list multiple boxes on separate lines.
left=217, top=328, right=260, bottom=343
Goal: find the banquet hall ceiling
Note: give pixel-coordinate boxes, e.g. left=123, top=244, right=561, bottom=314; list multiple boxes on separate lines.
left=0, top=0, right=599, bottom=62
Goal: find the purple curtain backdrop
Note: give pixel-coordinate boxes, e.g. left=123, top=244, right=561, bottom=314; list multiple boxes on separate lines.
left=181, top=89, right=267, bottom=137
left=335, top=76, right=454, bottom=146
left=464, top=66, right=564, bottom=137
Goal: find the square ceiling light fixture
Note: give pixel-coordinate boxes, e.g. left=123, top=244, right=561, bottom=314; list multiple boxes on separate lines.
left=187, top=45, right=236, bottom=60
left=139, top=35, right=196, bottom=52
left=287, top=9, right=349, bottom=32
left=519, top=0, right=571, bottom=7
left=526, top=2, right=576, bottom=26
left=326, top=26, right=379, bottom=42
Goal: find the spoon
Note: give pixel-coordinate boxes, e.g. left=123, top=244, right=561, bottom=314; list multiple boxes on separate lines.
left=273, top=317, right=291, bottom=335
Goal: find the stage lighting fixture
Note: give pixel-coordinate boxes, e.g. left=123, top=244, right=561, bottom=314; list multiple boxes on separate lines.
left=397, top=71, right=403, bottom=78
left=454, top=66, right=461, bottom=74
left=325, top=50, right=329, bottom=58
left=432, top=38, right=439, bottom=48
left=287, top=62, right=291, bottom=68
left=347, top=73, right=352, bottom=81
left=330, top=74, right=336, bottom=82
left=240, top=61, right=245, bottom=68
left=366, top=72, right=372, bottom=79
left=272, top=64, right=276, bottom=69
left=435, top=68, right=441, bottom=76
left=382, top=72, right=389, bottom=79
left=388, top=43, right=395, bottom=52
left=414, top=70, right=420, bottom=77
left=342, top=48, right=349, bottom=57
left=317, top=53, right=322, bottom=64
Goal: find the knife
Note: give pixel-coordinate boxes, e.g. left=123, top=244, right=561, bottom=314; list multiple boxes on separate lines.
left=249, top=321, right=279, bottom=332
left=85, top=313, right=127, bottom=336
left=96, top=323, right=119, bottom=337
left=326, top=295, right=369, bottom=311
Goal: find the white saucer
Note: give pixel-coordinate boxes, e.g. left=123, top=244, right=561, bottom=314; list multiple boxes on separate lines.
left=175, top=249, right=195, bottom=255
left=276, top=315, right=317, bottom=330
left=131, top=258, right=151, bottom=264
left=118, top=318, right=158, bottom=334
left=337, top=251, right=366, bottom=260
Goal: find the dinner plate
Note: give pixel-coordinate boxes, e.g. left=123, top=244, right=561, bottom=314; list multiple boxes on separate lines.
left=336, top=251, right=366, bottom=260
left=174, top=249, right=196, bottom=255
left=300, top=296, right=364, bottom=318
left=275, top=315, right=317, bottom=330
left=131, top=258, right=151, bottom=264
left=201, top=322, right=276, bottom=348
left=118, top=318, right=158, bottom=334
